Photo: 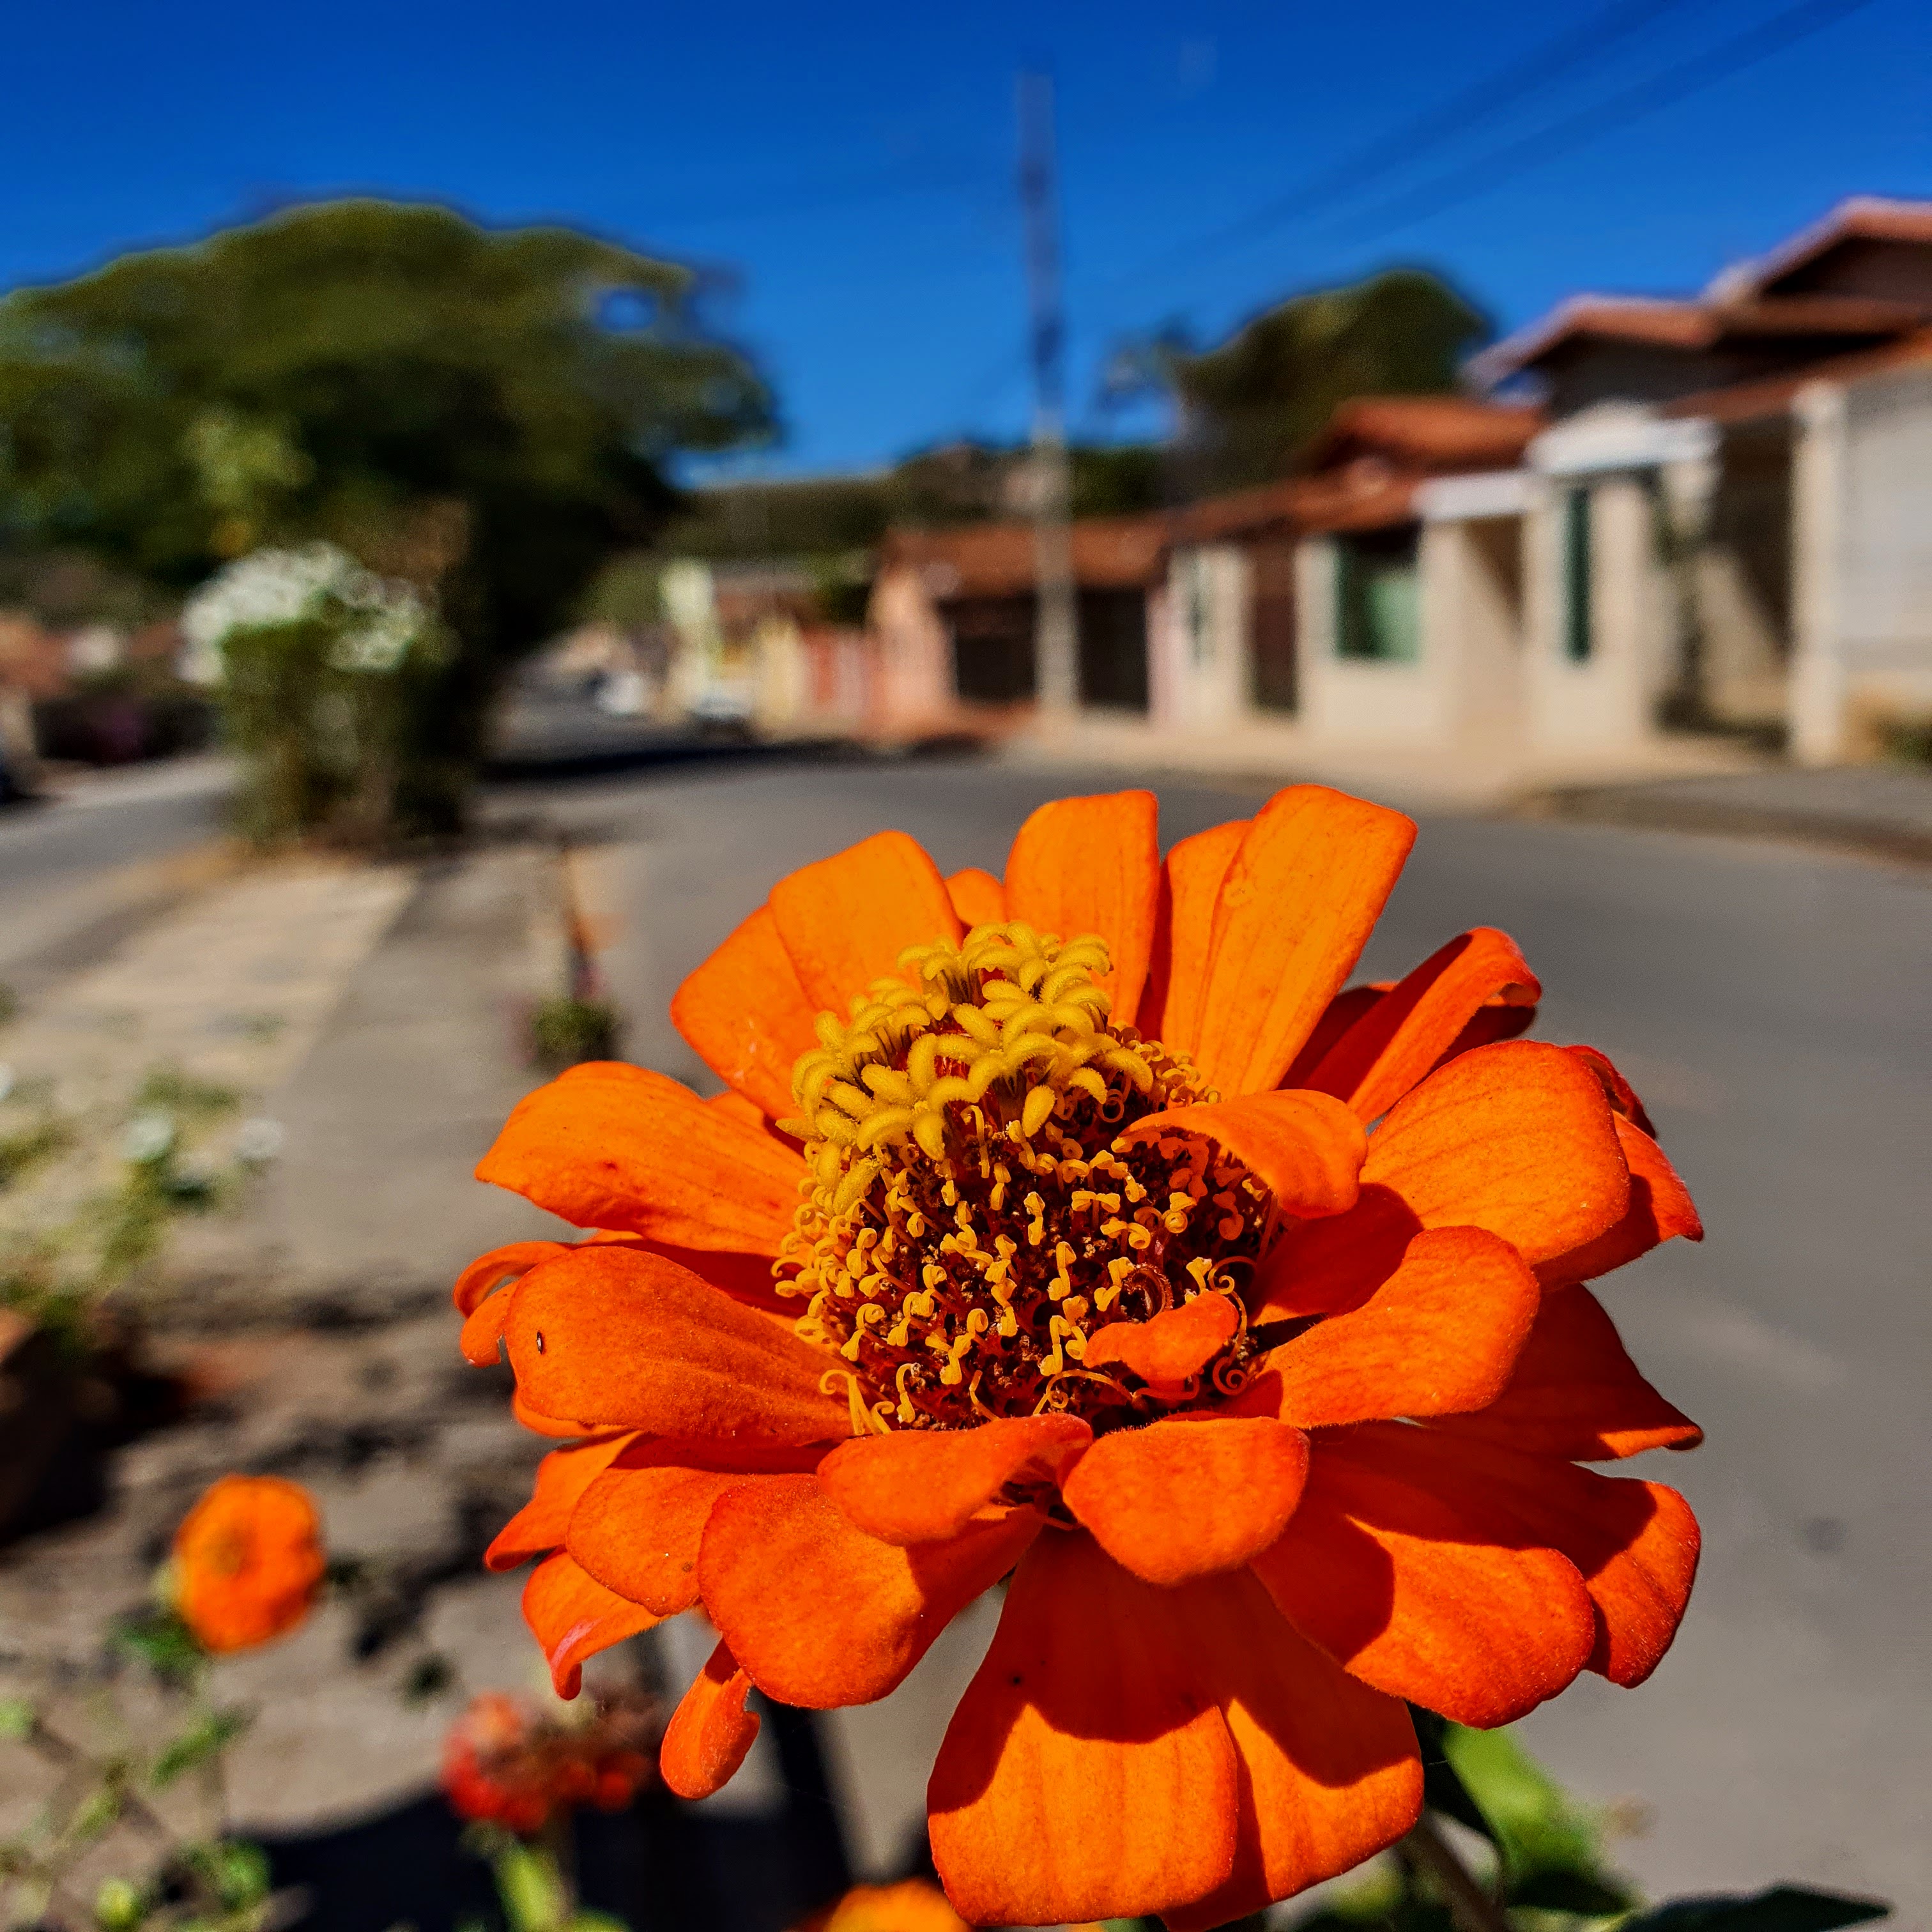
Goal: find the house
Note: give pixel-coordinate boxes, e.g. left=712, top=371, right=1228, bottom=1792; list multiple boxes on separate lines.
left=1469, top=196, right=1932, bottom=763
left=872, top=196, right=1932, bottom=777
left=867, top=402, right=1536, bottom=746
left=872, top=514, right=1171, bottom=722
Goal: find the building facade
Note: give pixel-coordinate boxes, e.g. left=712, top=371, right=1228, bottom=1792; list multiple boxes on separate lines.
left=870, top=197, right=1932, bottom=774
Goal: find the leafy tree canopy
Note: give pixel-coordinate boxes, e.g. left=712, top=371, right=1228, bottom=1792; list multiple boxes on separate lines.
left=1162, top=266, right=1491, bottom=490
left=0, top=199, right=774, bottom=822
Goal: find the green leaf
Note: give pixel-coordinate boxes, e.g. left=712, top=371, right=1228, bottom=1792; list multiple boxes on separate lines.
left=1409, top=1706, right=1497, bottom=1846
left=1510, top=1866, right=1633, bottom=1915
left=494, top=1841, right=569, bottom=1932
left=194, top=1837, right=271, bottom=1909
left=151, top=1709, right=249, bottom=1788
left=1441, top=1723, right=1625, bottom=1903
left=114, top=1609, right=207, bottom=1687
left=70, top=1788, right=123, bottom=1844
left=93, top=1875, right=148, bottom=1930
left=1618, top=1887, right=1890, bottom=1931
left=0, top=1696, right=35, bottom=1741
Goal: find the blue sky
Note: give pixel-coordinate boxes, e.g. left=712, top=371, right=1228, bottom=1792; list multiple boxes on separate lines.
left=4, top=0, right=1927, bottom=475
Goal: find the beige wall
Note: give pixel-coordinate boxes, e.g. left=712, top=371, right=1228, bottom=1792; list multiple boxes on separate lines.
left=1429, top=516, right=1527, bottom=741
left=866, top=565, right=960, bottom=734
left=1297, top=533, right=1450, bottom=744
left=1524, top=474, right=1669, bottom=751
left=1160, top=545, right=1252, bottom=730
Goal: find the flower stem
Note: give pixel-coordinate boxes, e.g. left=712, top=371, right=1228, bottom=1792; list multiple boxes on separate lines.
left=1404, top=1813, right=1513, bottom=1932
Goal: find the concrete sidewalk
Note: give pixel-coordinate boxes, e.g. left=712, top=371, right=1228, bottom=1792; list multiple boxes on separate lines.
left=1530, top=762, right=1932, bottom=862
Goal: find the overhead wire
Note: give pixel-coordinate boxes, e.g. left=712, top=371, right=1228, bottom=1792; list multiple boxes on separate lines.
left=1328, top=0, right=1886, bottom=241
left=1092, top=0, right=1715, bottom=296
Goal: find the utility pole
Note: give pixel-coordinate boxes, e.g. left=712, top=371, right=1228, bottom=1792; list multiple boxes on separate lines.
left=1017, top=69, right=1078, bottom=717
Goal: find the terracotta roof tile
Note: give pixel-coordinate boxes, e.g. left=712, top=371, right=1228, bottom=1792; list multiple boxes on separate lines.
left=880, top=513, right=1171, bottom=597
left=1303, top=395, right=1544, bottom=473
left=1728, top=195, right=1932, bottom=300
left=1660, top=326, right=1932, bottom=425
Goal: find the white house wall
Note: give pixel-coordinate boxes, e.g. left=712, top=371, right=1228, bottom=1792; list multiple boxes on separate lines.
left=1524, top=474, right=1669, bottom=752
left=1160, top=546, right=1252, bottom=730
left=1296, top=533, right=1452, bottom=745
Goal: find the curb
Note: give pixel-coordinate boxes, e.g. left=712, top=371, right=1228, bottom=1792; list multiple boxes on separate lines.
left=1519, top=786, right=1932, bottom=866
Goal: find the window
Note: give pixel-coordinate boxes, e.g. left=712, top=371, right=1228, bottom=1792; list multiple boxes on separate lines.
left=1335, top=528, right=1420, bottom=663
left=1562, top=487, right=1593, bottom=663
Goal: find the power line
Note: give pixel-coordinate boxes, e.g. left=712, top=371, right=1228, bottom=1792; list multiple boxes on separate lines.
left=1094, top=0, right=1712, bottom=296
left=1330, top=0, right=1883, bottom=242
left=1017, top=70, right=1078, bottom=716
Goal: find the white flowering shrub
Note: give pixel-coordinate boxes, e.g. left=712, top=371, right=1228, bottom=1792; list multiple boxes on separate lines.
left=178, top=544, right=446, bottom=842
left=179, top=543, right=428, bottom=681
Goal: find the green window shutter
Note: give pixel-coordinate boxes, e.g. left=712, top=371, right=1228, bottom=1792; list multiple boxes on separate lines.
left=1335, top=531, right=1420, bottom=662
left=1563, top=488, right=1593, bottom=663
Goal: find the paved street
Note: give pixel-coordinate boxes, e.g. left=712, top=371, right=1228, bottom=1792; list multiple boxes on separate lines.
left=3, top=752, right=1927, bottom=1918
left=505, top=756, right=1932, bottom=1915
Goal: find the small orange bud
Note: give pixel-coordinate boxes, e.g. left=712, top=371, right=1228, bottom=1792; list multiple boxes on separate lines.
left=172, top=1475, right=325, bottom=1654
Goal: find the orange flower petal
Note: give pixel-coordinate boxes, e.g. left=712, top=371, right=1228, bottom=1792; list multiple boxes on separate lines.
left=569, top=1450, right=811, bottom=1616
left=1158, top=1568, right=1422, bottom=1932
left=1361, top=1041, right=1629, bottom=1262
left=1301, top=928, right=1540, bottom=1124
left=1059, top=1415, right=1309, bottom=1586
left=476, top=1062, right=804, bottom=1259
left=699, top=1475, right=1039, bottom=1708
left=1335, top=1423, right=1699, bottom=1687
left=1003, top=790, right=1161, bottom=1024
left=460, top=1275, right=528, bottom=1365
left=1190, top=786, right=1416, bottom=1096
left=1083, top=1290, right=1240, bottom=1390
left=1567, top=1043, right=1657, bottom=1137
left=452, top=1239, right=573, bottom=1315
left=661, top=1637, right=762, bottom=1800
left=1280, top=984, right=1388, bottom=1089
left=1259, top=1039, right=1629, bottom=1317
left=1535, top=1114, right=1703, bottom=1287
left=816, top=1414, right=1091, bottom=1545
left=1254, top=1227, right=1539, bottom=1429
left=1423, top=1282, right=1702, bottom=1459
left=670, top=903, right=822, bottom=1121
left=928, top=1529, right=1241, bottom=1928
left=1142, top=818, right=1247, bottom=1048
left=1116, top=1088, right=1366, bottom=1223
left=521, top=1551, right=661, bottom=1699
left=501, top=1245, right=850, bottom=1445
left=769, top=831, right=960, bottom=1016
left=944, top=865, right=1007, bottom=929
left=1251, top=1436, right=1597, bottom=1728
left=512, top=1387, right=601, bottom=1438
left=485, top=1432, right=640, bottom=1571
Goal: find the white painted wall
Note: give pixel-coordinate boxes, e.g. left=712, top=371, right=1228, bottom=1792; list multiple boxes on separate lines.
left=1434, top=517, right=1528, bottom=739
left=1789, top=383, right=1850, bottom=763
left=1524, top=474, right=1669, bottom=753
left=1161, top=545, right=1253, bottom=730
left=1297, top=533, right=1452, bottom=744
left=1790, top=367, right=1932, bottom=760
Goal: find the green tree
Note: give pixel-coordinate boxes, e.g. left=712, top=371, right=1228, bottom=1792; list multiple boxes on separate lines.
left=1162, top=267, right=1490, bottom=491
left=0, top=199, right=773, bottom=829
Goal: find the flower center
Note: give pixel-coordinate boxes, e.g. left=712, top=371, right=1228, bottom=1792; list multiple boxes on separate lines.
left=776, top=921, right=1271, bottom=1432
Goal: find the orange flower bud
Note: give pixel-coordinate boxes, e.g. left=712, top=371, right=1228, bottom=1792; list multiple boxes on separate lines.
left=172, top=1474, right=326, bottom=1654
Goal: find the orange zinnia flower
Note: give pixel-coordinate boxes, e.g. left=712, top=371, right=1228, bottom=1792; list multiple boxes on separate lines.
left=457, top=785, right=1704, bottom=1929
left=173, top=1474, right=326, bottom=1654
left=795, top=1878, right=970, bottom=1932
left=441, top=1690, right=655, bottom=1834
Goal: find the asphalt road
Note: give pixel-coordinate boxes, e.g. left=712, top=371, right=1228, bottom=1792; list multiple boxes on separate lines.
left=507, top=755, right=1930, bottom=1917
left=0, top=757, right=234, bottom=994
left=6, top=749, right=1926, bottom=1913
